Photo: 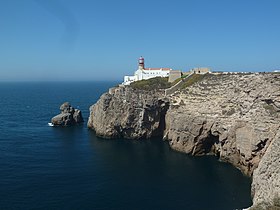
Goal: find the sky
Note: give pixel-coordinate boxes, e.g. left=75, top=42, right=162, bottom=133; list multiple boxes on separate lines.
left=0, top=0, right=280, bottom=81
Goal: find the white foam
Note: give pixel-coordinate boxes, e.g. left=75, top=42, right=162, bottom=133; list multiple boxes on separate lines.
left=48, top=122, right=54, bottom=127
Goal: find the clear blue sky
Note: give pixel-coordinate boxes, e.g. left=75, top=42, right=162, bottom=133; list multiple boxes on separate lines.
left=0, top=0, right=280, bottom=81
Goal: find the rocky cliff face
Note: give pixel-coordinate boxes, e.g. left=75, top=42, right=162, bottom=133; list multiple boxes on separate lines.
left=51, top=102, right=84, bottom=126
left=87, top=73, right=280, bottom=207
left=164, top=73, right=280, bottom=208
left=251, top=130, right=280, bottom=207
left=88, top=86, right=169, bottom=139
left=165, top=73, right=280, bottom=176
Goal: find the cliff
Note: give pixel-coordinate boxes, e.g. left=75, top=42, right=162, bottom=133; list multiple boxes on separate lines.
left=88, top=87, right=169, bottom=139
left=88, top=73, right=280, bottom=208
left=165, top=73, right=280, bottom=176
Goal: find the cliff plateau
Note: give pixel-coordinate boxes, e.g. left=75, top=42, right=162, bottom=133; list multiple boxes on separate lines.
left=88, top=73, right=280, bottom=208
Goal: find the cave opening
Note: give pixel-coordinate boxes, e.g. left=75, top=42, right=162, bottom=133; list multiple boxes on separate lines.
left=194, top=132, right=220, bottom=156
left=152, top=101, right=170, bottom=138
left=204, top=132, right=220, bottom=154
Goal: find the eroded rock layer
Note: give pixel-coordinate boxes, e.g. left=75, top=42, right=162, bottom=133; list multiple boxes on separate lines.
left=165, top=73, right=280, bottom=176
left=87, top=73, right=280, bottom=207
left=88, top=86, right=169, bottom=139
left=51, top=102, right=84, bottom=126
left=251, top=130, right=280, bottom=207
left=164, top=73, right=280, bottom=208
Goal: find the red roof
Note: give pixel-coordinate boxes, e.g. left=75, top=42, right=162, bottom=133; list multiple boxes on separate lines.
left=144, top=68, right=172, bottom=71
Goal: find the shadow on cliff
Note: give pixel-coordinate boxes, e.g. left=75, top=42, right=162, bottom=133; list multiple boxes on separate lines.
left=192, top=132, right=220, bottom=157
left=152, top=100, right=170, bottom=139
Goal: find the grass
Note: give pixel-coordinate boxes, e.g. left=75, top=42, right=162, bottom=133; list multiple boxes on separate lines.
left=130, top=77, right=171, bottom=91
left=180, top=73, right=208, bottom=89
left=263, top=104, right=278, bottom=115
left=171, top=77, right=182, bottom=86
left=181, top=73, right=190, bottom=78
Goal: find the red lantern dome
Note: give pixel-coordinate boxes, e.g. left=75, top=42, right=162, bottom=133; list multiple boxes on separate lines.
left=139, top=56, right=144, bottom=64
left=138, top=56, right=145, bottom=69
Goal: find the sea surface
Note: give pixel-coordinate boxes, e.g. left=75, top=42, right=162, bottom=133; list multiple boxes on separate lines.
left=0, top=82, right=252, bottom=210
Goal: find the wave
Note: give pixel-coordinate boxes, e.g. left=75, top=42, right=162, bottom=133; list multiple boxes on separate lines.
left=48, top=122, right=54, bottom=127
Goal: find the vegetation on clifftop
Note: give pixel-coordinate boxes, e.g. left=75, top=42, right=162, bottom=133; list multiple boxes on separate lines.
left=129, top=73, right=208, bottom=91
left=180, top=73, right=208, bottom=89
left=130, top=77, right=171, bottom=90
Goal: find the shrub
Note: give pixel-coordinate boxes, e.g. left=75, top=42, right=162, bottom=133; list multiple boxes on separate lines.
left=171, top=77, right=182, bottom=86
left=227, top=108, right=236, bottom=116
left=181, top=73, right=190, bottom=79
left=263, top=104, right=278, bottom=115
left=181, top=73, right=208, bottom=89
left=273, top=196, right=280, bottom=207
left=130, top=77, right=171, bottom=91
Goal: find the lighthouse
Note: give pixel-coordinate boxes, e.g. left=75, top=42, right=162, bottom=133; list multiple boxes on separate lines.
left=138, top=56, right=145, bottom=70
left=122, top=56, right=176, bottom=85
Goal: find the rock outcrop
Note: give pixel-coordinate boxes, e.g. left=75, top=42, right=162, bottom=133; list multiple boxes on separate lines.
left=165, top=73, right=280, bottom=176
left=163, top=73, right=280, bottom=208
left=87, top=73, right=280, bottom=207
left=51, top=102, right=84, bottom=126
left=251, top=130, right=280, bottom=207
left=88, top=87, right=169, bottom=139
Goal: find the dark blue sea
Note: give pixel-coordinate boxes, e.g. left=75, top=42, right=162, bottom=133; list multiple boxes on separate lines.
left=0, top=82, right=252, bottom=210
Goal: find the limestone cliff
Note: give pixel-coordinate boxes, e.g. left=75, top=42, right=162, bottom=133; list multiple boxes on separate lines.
left=165, top=73, right=280, bottom=176
left=88, top=87, right=169, bottom=139
left=87, top=73, right=280, bottom=207
left=164, top=73, right=280, bottom=208
left=251, top=130, right=280, bottom=207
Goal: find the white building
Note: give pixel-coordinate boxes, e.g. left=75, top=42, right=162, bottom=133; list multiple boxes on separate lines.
left=123, top=57, right=172, bottom=85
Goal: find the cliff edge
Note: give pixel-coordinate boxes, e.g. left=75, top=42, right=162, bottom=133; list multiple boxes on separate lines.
left=88, top=87, right=169, bottom=139
left=87, top=73, right=280, bottom=208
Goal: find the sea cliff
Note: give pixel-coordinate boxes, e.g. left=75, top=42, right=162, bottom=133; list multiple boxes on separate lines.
left=88, top=73, right=280, bottom=208
left=87, top=87, right=169, bottom=139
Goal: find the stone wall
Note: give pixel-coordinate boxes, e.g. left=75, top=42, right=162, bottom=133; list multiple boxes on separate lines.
left=190, top=67, right=210, bottom=74
left=168, top=70, right=182, bottom=83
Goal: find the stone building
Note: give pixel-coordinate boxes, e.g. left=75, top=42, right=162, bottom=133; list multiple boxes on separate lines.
left=123, top=57, right=180, bottom=85
left=168, top=70, right=182, bottom=83
left=190, top=67, right=210, bottom=74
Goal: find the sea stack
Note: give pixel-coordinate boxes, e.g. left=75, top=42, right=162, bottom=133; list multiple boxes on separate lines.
left=51, top=102, right=84, bottom=126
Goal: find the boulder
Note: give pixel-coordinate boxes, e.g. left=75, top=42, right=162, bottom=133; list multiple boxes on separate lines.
left=51, top=102, right=83, bottom=126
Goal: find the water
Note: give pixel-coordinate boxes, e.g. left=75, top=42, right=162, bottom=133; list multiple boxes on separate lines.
left=0, top=82, right=252, bottom=210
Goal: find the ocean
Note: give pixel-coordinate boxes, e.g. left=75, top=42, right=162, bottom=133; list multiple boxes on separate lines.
left=0, top=82, right=252, bottom=210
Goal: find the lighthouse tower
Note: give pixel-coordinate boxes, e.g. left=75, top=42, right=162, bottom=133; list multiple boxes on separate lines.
left=138, top=56, right=145, bottom=70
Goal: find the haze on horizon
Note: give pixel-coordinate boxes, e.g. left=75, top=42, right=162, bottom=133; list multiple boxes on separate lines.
left=0, top=0, right=279, bottom=81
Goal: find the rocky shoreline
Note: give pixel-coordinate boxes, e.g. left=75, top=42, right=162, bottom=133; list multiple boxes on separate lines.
left=87, top=73, right=280, bottom=209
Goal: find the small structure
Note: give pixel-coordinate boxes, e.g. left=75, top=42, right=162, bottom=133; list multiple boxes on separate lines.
left=168, top=70, right=182, bottom=83
left=190, top=67, right=210, bottom=74
left=123, top=57, right=181, bottom=85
